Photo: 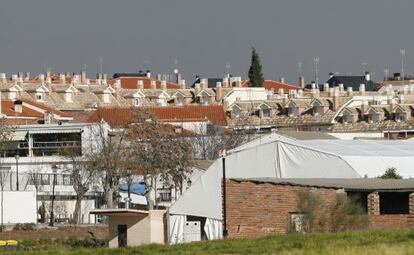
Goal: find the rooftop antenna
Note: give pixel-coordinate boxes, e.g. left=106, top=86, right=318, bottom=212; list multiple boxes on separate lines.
left=298, top=62, right=303, bottom=77
left=362, top=62, right=367, bottom=73
left=384, top=68, right=389, bottom=81
left=313, top=57, right=320, bottom=86
left=99, top=57, right=103, bottom=74
left=400, top=49, right=406, bottom=85
left=82, top=64, right=87, bottom=72
left=225, top=62, right=231, bottom=77
left=174, top=58, right=179, bottom=74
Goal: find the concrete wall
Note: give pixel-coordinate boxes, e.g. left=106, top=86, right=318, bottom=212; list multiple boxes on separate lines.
left=0, top=191, right=37, bottom=224
left=108, top=210, right=166, bottom=248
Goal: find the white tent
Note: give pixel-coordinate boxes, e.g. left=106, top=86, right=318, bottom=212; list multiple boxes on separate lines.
left=168, top=135, right=414, bottom=243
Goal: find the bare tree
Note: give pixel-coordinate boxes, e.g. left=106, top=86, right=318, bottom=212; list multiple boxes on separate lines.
left=128, top=110, right=195, bottom=210
left=26, top=165, right=45, bottom=223
left=61, top=147, right=99, bottom=224
left=0, top=165, right=10, bottom=231
left=86, top=121, right=131, bottom=209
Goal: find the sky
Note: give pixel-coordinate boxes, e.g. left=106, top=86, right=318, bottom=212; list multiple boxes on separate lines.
left=0, top=0, right=413, bottom=84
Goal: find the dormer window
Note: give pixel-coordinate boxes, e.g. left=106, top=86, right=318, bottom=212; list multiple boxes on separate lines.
left=103, top=93, right=110, bottom=103
left=175, top=96, right=184, bottom=106
left=202, top=94, right=209, bottom=105
left=233, top=108, right=241, bottom=118
left=134, top=98, right=141, bottom=107
left=65, top=92, right=73, bottom=103
left=36, top=92, right=44, bottom=101
left=262, top=108, right=271, bottom=118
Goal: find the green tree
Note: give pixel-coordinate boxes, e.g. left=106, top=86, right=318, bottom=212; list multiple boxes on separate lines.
left=248, top=47, right=264, bottom=87
left=380, top=167, right=402, bottom=179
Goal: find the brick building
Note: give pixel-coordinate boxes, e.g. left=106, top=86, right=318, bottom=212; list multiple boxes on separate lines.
left=225, top=178, right=414, bottom=238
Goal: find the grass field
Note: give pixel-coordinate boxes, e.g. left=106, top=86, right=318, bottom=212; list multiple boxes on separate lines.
left=6, top=228, right=414, bottom=255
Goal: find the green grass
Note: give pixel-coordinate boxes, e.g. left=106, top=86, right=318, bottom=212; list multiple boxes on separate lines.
left=8, top=228, right=414, bottom=255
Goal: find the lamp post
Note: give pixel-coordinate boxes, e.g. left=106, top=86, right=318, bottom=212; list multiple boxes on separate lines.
left=125, top=168, right=132, bottom=209
left=14, top=154, right=19, bottom=191
left=49, top=164, right=58, bottom=227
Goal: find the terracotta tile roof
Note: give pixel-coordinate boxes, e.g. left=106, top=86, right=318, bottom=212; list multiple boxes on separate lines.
left=1, top=100, right=43, bottom=118
left=86, top=105, right=228, bottom=128
left=19, top=98, right=72, bottom=118
left=108, top=77, right=180, bottom=90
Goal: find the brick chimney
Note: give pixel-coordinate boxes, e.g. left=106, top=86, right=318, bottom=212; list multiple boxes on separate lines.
left=14, top=100, right=23, bottom=114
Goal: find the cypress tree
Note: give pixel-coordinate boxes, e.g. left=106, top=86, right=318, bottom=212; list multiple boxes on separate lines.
left=248, top=47, right=264, bottom=87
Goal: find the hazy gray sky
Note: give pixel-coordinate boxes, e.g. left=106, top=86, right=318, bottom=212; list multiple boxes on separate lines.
left=0, top=0, right=413, bottom=84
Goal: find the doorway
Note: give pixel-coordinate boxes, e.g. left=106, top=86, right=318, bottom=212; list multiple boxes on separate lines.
left=118, top=224, right=127, bottom=247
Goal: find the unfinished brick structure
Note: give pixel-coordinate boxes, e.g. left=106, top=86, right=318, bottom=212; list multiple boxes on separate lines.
left=225, top=178, right=414, bottom=238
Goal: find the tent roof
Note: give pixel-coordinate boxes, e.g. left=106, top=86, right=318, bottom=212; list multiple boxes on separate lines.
left=169, top=135, right=414, bottom=220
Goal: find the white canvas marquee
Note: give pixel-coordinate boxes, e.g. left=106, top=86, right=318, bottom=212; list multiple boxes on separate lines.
left=168, top=134, right=414, bottom=242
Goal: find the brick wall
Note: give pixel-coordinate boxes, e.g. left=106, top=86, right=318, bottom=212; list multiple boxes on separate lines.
left=369, top=215, right=414, bottom=229
left=225, top=180, right=339, bottom=238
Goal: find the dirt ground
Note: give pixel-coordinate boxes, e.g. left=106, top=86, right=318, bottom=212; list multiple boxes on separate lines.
left=0, top=225, right=108, bottom=241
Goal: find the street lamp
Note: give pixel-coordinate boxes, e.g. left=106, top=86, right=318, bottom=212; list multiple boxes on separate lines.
left=125, top=168, right=132, bottom=209
left=49, top=164, right=58, bottom=227
left=14, top=154, right=19, bottom=191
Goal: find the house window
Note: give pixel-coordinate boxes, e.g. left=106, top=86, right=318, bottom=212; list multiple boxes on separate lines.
left=288, top=107, right=298, bottom=117
left=134, top=98, right=141, bottom=106
left=65, top=92, right=73, bottom=103
left=202, top=95, right=209, bottom=105
left=41, top=174, right=50, bottom=185
left=233, top=109, right=241, bottom=118
left=63, top=175, right=73, bottom=186
left=343, top=114, right=352, bottom=124
left=313, top=106, right=323, bottom=116
left=395, top=112, right=405, bottom=122
left=262, top=108, right=271, bottom=118
left=369, top=113, right=379, bottom=123
left=36, top=93, right=44, bottom=101
left=157, top=99, right=166, bottom=106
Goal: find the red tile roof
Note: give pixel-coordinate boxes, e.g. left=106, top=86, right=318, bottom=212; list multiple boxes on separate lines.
left=1, top=100, right=43, bottom=118
left=19, top=98, right=72, bottom=118
left=86, top=105, right=227, bottom=128
left=108, top=77, right=180, bottom=90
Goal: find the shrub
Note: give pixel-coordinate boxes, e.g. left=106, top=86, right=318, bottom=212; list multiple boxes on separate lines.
left=13, top=223, right=36, bottom=231
left=380, top=167, right=402, bottom=179
left=295, top=189, right=322, bottom=233
left=329, top=193, right=369, bottom=232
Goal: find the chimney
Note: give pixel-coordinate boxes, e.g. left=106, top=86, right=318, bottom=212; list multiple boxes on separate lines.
left=0, top=73, right=6, bottom=84
left=338, top=83, right=344, bottom=92
left=278, top=88, right=284, bottom=97
left=160, top=80, right=167, bottom=90
left=179, top=79, right=186, bottom=90
left=333, top=88, right=340, bottom=111
left=12, top=74, right=18, bottom=81
left=150, top=80, right=157, bottom=90
left=361, top=100, right=367, bottom=115
left=39, top=74, right=45, bottom=82
left=194, top=83, right=201, bottom=95
left=201, top=78, right=208, bottom=89
left=146, top=70, right=151, bottom=78
left=399, top=94, right=405, bottom=104
left=359, top=84, right=366, bottom=95
left=25, top=72, right=31, bottom=81
left=60, top=74, right=66, bottom=84
left=403, top=85, right=409, bottom=95
left=103, top=73, right=108, bottom=81
left=18, top=72, right=24, bottom=79
left=222, top=78, right=229, bottom=88
left=387, top=95, right=395, bottom=113
left=365, top=71, right=371, bottom=81
left=46, top=76, right=52, bottom=91
left=324, top=83, right=330, bottom=92
left=46, top=70, right=51, bottom=79
left=156, top=74, right=161, bottom=81
left=312, top=87, right=320, bottom=98
left=14, top=100, right=23, bottom=114
left=81, top=71, right=87, bottom=83
left=410, top=84, right=414, bottom=94
left=215, top=82, right=223, bottom=102
left=137, top=80, right=144, bottom=90
left=298, top=76, right=305, bottom=88
left=279, top=77, right=285, bottom=83
left=297, top=89, right=304, bottom=97
left=235, top=77, right=242, bottom=87
left=282, top=94, right=288, bottom=105
left=347, top=87, right=353, bottom=96
left=329, top=87, right=335, bottom=97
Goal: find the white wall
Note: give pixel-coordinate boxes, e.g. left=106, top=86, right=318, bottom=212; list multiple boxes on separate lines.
left=328, top=132, right=383, bottom=140
left=224, top=88, right=267, bottom=106
left=0, top=191, right=37, bottom=224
